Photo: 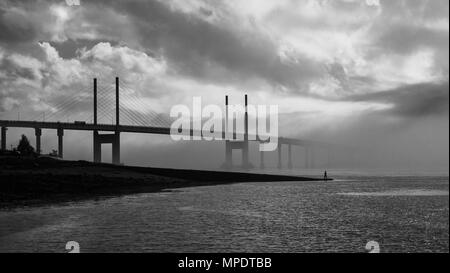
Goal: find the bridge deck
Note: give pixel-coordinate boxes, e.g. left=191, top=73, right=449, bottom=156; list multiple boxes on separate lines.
left=0, top=119, right=322, bottom=147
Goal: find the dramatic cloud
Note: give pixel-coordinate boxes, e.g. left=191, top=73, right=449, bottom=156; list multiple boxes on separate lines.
left=0, top=6, right=37, bottom=44
left=0, top=0, right=448, bottom=171
left=350, top=81, right=449, bottom=118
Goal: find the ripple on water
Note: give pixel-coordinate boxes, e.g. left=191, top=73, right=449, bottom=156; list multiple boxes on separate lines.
left=338, top=189, right=449, bottom=196
left=0, top=176, right=448, bottom=253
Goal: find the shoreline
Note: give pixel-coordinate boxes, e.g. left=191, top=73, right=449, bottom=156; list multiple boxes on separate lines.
left=0, top=155, right=327, bottom=209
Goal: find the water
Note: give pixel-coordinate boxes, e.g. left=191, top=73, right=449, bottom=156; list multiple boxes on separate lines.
left=0, top=175, right=448, bottom=253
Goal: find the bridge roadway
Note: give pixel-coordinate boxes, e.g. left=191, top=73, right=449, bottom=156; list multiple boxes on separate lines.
left=0, top=119, right=333, bottom=168
left=0, top=119, right=324, bottom=147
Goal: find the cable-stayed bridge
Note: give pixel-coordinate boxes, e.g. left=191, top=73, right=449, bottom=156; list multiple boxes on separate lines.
left=0, top=78, right=336, bottom=169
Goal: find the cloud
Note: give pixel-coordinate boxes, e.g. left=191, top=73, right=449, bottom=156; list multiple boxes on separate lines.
left=0, top=41, right=169, bottom=119
left=374, top=23, right=449, bottom=55
left=100, top=0, right=325, bottom=92
left=1, top=0, right=448, bottom=97
left=0, top=0, right=448, bottom=170
left=0, top=6, right=37, bottom=44
left=349, top=81, right=449, bottom=118
left=0, top=57, right=36, bottom=81
left=0, top=1, right=72, bottom=46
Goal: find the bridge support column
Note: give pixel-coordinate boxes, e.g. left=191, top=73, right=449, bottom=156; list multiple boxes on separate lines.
left=224, top=140, right=252, bottom=169
left=224, top=140, right=232, bottom=169
left=1, top=127, right=6, bottom=151
left=288, top=144, right=293, bottom=169
left=112, top=131, right=120, bottom=165
left=93, top=132, right=121, bottom=165
left=242, top=139, right=249, bottom=169
left=260, top=150, right=265, bottom=169
left=277, top=142, right=282, bottom=169
left=57, top=128, right=64, bottom=158
left=35, top=128, right=42, bottom=155
left=93, top=131, right=101, bottom=163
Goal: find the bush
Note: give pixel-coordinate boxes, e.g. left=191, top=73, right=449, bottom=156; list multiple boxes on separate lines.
left=17, top=135, right=35, bottom=156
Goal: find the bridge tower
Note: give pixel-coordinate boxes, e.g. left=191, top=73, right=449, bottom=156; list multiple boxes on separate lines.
left=223, top=95, right=253, bottom=169
left=93, top=77, right=121, bottom=165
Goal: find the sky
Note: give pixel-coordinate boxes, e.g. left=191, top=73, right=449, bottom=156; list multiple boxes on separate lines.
left=0, top=0, right=448, bottom=172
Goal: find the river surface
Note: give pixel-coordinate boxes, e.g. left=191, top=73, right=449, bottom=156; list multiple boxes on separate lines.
left=0, top=173, right=448, bottom=253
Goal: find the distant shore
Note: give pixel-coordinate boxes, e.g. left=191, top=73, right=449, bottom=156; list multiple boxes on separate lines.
left=0, top=155, right=327, bottom=208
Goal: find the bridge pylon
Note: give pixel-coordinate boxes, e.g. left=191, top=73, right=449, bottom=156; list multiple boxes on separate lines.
left=223, top=95, right=253, bottom=170
left=92, top=77, right=121, bottom=165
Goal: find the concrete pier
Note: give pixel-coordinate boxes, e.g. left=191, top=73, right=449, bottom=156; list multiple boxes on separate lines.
left=1, top=127, right=6, bottom=151
left=288, top=144, right=293, bottom=169
left=94, top=131, right=121, bottom=164
left=277, top=142, right=282, bottom=169
left=113, top=131, right=120, bottom=165
left=93, top=131, right=101, bottom=162
left=260, top=149, right=265, bottom=169
left=35, top=128, right=42, bottom=155
left=57, top=128, right=64, bottom=158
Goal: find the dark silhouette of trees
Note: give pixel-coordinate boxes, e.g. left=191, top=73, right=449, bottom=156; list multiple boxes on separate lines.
left=17, top=135, right=35, bottom=156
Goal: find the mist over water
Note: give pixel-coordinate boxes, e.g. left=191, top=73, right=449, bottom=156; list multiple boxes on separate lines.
left=2, top=112, right=449, bottom=175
